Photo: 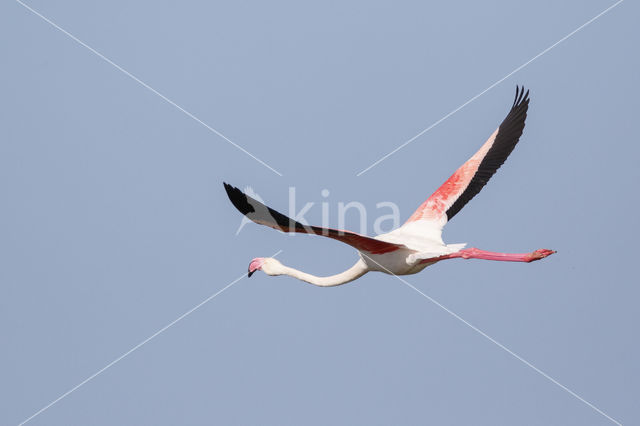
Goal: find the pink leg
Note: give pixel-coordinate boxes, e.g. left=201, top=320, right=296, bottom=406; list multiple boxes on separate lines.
left=434, top=248, right=556, bottom=263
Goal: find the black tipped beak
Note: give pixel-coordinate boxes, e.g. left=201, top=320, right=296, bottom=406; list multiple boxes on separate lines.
left=248, top=269, right=255, bottom=278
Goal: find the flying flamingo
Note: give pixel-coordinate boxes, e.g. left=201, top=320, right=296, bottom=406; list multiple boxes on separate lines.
left=224, top=86, right=555, bottom=286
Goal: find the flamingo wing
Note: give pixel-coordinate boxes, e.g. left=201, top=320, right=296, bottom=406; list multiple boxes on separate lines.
left=405, top=86, right=530, bottom=229
left=224, top=183, right=406, bottom=255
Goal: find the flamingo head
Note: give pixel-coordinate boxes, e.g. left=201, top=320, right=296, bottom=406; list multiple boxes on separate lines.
left=248, top=257, right=283, bottom=277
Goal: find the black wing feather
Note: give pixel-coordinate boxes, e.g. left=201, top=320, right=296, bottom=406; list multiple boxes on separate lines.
left=445, top=86, right=530, bottom=221
left=224, top=182, right=309, bottom=232
left=223, top=183, right=405, bottom=254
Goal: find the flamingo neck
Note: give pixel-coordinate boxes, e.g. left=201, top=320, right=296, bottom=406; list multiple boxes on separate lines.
left=280, top=259, right=369, bottom=287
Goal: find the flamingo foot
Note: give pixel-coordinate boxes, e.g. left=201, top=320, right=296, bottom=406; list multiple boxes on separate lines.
left=525, top=249, right=556, bottom=262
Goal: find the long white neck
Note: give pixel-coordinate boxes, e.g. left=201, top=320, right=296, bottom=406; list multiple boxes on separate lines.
left=280, top=259, right=369, bottom=287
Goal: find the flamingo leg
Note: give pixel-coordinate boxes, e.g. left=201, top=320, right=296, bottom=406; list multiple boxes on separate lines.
left=429, top=248, right=556, bottom=263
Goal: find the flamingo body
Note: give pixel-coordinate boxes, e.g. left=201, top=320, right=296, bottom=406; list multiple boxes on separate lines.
left=225, top=87, right=555, bottom=286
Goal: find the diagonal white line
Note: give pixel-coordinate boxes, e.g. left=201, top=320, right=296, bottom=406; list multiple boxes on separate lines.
left=356, top=0, right=624, bottom=176
left=17, top=250, right=283, bottom=426
left=401, top=280, right=622, bottom=425
left=15, top=0, right=283, bottom=177
left=359, top=252, right=622, bottom=425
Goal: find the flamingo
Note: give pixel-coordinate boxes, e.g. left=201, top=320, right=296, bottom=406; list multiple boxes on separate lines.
left=224, top=86, right=555, bottom=286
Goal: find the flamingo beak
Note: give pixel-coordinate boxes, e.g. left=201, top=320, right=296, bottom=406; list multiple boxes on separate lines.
left=247, top=258, right=264, bottom=278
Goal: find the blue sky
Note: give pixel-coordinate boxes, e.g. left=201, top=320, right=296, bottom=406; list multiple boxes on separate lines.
left=1, top=0, right=638, bottom=425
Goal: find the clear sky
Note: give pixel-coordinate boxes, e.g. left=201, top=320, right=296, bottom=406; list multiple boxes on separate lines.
left=1, top=0, right=638, bottom=425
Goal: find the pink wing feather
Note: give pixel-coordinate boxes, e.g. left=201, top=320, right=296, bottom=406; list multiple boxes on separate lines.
left=224, top=183, right=405, bottom=255
left=406, top=86, right=530, bottom=227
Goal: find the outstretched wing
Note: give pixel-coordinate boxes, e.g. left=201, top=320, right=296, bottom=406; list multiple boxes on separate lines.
left=405, top=86, right=530, bottom=229
left=224, top=183, right=405, bottom=255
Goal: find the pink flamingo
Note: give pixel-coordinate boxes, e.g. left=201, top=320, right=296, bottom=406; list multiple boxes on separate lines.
left=225, top=87, right=555, bottom=286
